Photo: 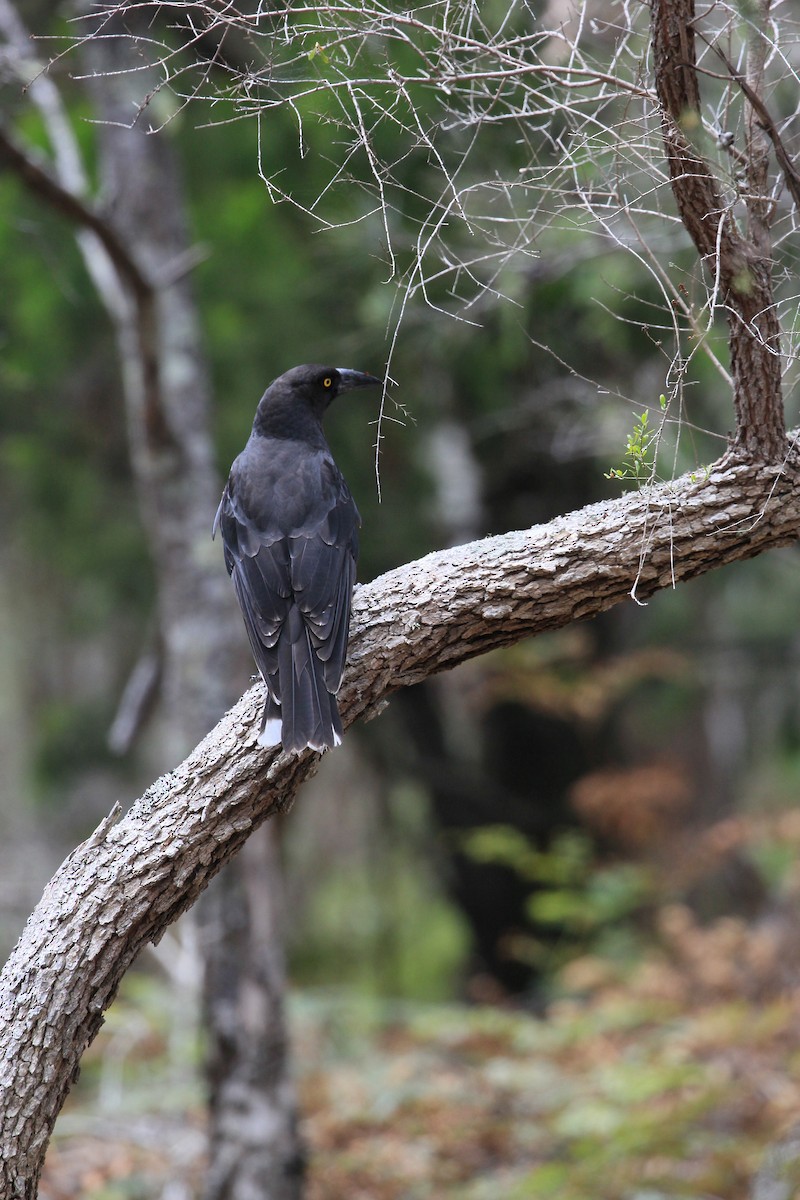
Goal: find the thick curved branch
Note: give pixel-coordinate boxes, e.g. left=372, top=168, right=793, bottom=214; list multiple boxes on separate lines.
left=2, top=445, right=800, bottom=1196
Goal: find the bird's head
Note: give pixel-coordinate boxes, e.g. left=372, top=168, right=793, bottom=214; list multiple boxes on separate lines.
left=253, top=364, right=382, bottom=437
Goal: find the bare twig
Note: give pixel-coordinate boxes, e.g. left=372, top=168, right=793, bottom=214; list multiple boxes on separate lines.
left=692, top=19, right=800, bottom=216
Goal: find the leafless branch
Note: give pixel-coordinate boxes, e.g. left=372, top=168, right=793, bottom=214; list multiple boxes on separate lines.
left=692, top=16, right=800, bottom=216
left=36, top=0, right=799, bottom=474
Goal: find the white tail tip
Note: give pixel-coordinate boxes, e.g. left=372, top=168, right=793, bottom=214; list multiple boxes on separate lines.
left=258, top=718, right=283, bottom=749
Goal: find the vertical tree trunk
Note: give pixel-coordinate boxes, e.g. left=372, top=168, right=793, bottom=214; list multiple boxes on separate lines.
left=650, top=0, right=784, bottom=461
left=79, top=14, right=306, bottom=1197
left=202, top=824, right=306, bottom=1200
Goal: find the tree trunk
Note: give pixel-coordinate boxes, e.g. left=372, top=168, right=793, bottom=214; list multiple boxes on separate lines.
left=202, top=824, right=305, bottom=1200
left=650, top=0, right=785, bottom=461
left=80, top=18, right=305, bottom=1197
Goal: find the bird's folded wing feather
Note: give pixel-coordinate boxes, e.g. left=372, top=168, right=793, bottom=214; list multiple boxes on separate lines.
left=217, top=454, right=359, bottom=696
left=290, top=488, right=359, bottom=691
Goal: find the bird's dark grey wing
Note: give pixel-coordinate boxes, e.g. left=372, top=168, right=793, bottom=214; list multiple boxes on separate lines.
left=216, top=452, right=359, bottom=751
left=215, top=478, right=293, bottom=691
left=289, top=464, right=360, bottom=693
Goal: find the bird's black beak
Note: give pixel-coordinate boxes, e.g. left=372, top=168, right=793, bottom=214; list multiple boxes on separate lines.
left=336, top=368, right=383, bottom=392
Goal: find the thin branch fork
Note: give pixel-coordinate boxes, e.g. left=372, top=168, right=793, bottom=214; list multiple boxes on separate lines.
left=689, top=21, right=800, bottom=216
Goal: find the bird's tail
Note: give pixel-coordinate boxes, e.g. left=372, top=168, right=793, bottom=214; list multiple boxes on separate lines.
left=258, top=606, right=343, bottom=754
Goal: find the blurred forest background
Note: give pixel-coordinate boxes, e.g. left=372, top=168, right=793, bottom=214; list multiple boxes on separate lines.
left=3, top=0, right=800, bottom=1196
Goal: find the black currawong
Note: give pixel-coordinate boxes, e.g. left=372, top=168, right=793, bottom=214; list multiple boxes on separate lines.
left=214, top=364, right=381, bottom=754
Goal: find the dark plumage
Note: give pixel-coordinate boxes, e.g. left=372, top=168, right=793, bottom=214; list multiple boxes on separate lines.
left=214, top=364, right=381, bottom=754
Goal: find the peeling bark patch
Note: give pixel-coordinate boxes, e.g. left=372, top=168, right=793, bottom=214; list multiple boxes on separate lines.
left=481, top=603, right=515, bottom=619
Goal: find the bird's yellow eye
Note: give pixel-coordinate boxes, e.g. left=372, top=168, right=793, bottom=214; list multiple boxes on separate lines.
left=323, top=376, right=333, bottom=389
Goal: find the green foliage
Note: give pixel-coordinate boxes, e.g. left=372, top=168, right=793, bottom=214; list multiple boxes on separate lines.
left=306, top=41, right=331, bottom=64
left=605, top=404, right=661, bottom=485
left=464, top=825, right=590, bottom=885
left=462, top=826, right=654, bottom=975
left=528, top=864, right=652, bottom=934
left=0, top=153, right=150, bottom=626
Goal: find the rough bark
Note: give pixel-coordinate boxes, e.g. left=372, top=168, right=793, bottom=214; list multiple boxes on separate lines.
left=2, top=444, right=800, bottom=1197
left=650, top=0, right=785, bottom=461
